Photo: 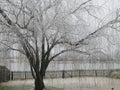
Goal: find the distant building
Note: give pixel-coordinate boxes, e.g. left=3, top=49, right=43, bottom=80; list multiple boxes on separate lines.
left=0, top=66, right=10, bottom=82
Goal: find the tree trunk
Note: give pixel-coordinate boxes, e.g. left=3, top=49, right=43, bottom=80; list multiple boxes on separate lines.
left=34, top=77, right=45, bottom=90
left=34, top=59, right=49, bottom=90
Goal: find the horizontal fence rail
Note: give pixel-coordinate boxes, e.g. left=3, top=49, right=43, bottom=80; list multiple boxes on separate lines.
left=9, top=70, right=115, bottom=80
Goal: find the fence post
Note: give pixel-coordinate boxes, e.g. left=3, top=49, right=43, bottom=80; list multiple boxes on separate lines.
left=62, top=70, right=65, bottom=78
left=25, top=71, right=26, bottom=80
left=11, top=72, right=13, bottom=80
left=71, top=71, right=72, bottom=78
left=79, top=70, right=80, bottom=77
left=111, top=88, right=114, bottom=90
left=95, top=70, right=97, bottom=77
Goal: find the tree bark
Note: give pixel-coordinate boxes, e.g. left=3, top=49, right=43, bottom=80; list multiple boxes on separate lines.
left=34, top=76, right=45, bottom=90
left=33, top=58, right=49, bottom=90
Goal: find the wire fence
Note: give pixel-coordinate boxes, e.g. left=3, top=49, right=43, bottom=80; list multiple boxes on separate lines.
left=0, top=68, right=117, bottom=81
left=9, top=70, right=113, bottom=80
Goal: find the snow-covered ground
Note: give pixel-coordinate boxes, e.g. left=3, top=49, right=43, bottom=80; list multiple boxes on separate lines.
left=1, top=77, right=120, bottom=90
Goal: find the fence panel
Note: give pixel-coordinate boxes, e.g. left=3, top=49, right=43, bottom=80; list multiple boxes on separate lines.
left=10, top=70, right=113, bottom=80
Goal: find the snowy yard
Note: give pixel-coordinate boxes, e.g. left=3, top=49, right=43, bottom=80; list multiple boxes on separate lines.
left=1, top=77, right=120, bottom=90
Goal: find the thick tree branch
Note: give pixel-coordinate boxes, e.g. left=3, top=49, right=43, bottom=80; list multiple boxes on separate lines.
left=0, top=7, right=37, bottom=70
left=0, top=41, right=25, bottom=54
left=49, top=49, right=90, bottom=61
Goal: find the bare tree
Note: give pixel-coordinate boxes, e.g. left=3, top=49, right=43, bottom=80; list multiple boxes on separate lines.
left=0, top=0, right=119, bottom=90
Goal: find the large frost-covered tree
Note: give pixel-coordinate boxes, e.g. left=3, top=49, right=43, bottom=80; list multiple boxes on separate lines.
left=0, top=0, right=120, bottom=90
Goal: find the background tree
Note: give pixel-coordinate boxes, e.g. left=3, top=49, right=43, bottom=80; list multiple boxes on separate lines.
left=0, top=0, right=120, bottom=90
